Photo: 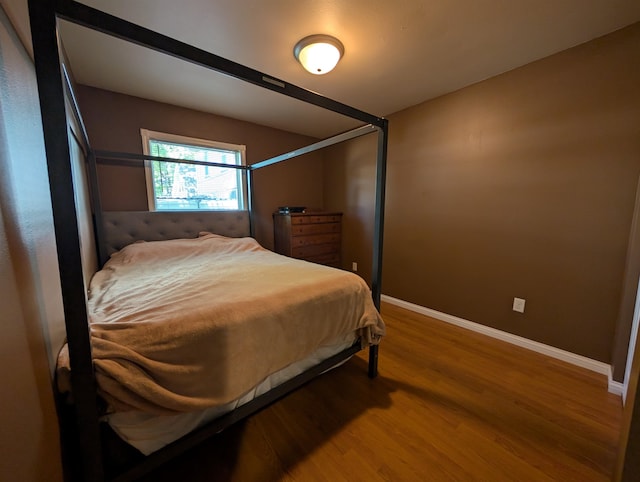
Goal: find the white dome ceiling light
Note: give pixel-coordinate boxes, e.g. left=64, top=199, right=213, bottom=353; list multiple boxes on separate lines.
left=293, top=34, right=344, bottom=75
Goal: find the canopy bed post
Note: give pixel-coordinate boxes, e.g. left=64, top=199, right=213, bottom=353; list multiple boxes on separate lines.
left=28, top=0, right=104, bottom=480
left=247, top=167, right=256, bottom=237
left=87, top=151, right=109, bottom=266
left=368, top=118, right=389, bottom=378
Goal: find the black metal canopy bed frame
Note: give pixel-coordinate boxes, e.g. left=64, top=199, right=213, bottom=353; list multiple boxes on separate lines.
left=28, top=1, right=388, bottom=481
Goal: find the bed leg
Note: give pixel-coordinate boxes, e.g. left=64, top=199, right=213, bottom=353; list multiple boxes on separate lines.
left=368, top=345, right=379, bottom=378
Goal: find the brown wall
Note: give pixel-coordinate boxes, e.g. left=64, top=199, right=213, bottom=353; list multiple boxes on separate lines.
left=326, top=23, right=640, bottom=364
left=0, top=4, right=64, bottom=481
left=76, top=86, right=325, bottom=250
left=324, top=134, right=379, bottom=285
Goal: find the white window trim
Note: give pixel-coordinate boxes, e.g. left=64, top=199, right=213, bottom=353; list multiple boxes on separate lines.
left=140, top=129, right=247, bottom=211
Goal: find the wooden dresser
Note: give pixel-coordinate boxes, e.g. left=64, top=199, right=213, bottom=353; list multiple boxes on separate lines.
left=273, top=211, right=342, bottom=267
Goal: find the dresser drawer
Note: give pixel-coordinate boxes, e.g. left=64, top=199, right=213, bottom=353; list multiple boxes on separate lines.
left=292, top=223, right=341, bottom=235
left=291, top=233, right=340, bottom=247
left=304, top=253, right=341, bottom=266
left=291, top=214, right=342, bottom=225
left=292, top=242, right=340, bottom=258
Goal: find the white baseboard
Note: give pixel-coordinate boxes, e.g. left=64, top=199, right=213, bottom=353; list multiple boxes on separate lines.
left=609, top=377, right=625, bottom=399
left=381, top=294, right=621, bottom=397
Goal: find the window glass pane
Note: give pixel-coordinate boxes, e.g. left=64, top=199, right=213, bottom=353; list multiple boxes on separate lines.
left=148, top=139, right=242, bottom=211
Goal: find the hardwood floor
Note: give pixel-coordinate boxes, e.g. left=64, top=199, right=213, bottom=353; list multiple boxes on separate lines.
left=140, top=302, right=622, bottom=481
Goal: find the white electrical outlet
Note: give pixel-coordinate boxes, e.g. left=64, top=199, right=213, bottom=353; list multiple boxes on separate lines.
left=352, top=262, right=358, bottom=272
left=513, top=297, right=526, bottom=313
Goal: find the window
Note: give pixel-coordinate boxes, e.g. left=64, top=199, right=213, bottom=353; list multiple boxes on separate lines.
left=141, top=129, right=246, bottom=211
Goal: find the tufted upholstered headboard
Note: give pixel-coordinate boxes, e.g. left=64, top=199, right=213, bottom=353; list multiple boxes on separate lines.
left=101, top=210, right=251, bottom=260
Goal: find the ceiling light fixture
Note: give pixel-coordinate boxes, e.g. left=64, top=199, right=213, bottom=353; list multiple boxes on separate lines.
left=293, top=34, right=344, bottom=75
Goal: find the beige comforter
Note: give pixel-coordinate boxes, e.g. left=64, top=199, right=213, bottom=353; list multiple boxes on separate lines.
left=79, top=233, right=384, bottom=414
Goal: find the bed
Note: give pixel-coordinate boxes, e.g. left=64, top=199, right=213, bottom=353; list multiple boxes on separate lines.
left=58, top=229, right=384, bottom=455
left=29, top=1, right=388, bottom=481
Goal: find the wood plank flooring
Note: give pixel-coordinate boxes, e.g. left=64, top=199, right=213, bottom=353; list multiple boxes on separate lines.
left=139, top=302, right=622, bottom=481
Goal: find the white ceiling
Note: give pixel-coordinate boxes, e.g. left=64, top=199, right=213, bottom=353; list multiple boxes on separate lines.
left=58, top=0, right=640, bottom=138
